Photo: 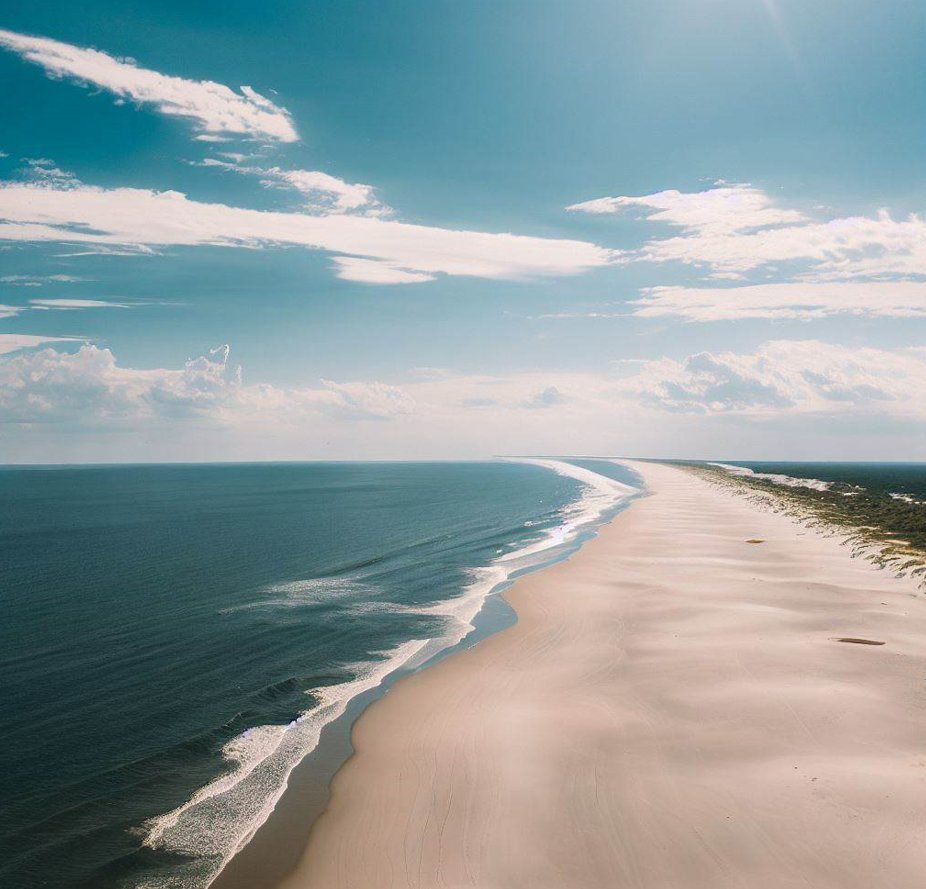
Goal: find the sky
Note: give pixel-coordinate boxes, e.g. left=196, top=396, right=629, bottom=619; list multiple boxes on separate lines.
left=1, top=0, right=925, bottom=462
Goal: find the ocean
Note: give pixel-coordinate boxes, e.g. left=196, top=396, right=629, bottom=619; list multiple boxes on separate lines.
left=0, top=459, right=639, bottom=889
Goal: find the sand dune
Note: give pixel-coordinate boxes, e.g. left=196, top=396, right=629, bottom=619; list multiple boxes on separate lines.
left=275, top=460, right=926, bottom=889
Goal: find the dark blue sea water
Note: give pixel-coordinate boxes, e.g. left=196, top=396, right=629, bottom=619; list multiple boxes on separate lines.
left=0, top=459, right=638, bottom=889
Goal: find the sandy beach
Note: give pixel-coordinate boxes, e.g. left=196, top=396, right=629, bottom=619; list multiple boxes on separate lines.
left=264, top=459, right=926, bottom=889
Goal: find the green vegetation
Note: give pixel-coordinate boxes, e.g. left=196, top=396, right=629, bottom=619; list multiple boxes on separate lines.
left=676, top=462, right=926, bottom=588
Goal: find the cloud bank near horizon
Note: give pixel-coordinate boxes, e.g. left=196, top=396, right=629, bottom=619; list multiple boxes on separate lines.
left=2, top=338, right=922, bottom=435
left=0, top=342, right=414, bottom=424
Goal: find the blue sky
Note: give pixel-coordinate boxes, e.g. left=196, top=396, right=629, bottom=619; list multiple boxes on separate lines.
left=1, top=0, right=925, bottom=462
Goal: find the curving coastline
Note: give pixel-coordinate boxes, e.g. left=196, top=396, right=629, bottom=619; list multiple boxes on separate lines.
left=256, top=459, right=926, bottom=889
left=203, top=458, right=641, bottom=889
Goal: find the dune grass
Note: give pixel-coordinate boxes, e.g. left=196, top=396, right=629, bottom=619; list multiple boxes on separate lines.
left=675, top=462, right=926, bottom=589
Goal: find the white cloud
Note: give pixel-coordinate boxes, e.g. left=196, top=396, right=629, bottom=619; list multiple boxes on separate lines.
left=0, top=298, right=133, bottom=318
left=569, top=182, right=926, bottom=281
left=360, top=341, right=926, bottom=423
left=568, top=183, right=807, bottom=235
left=0, top=333, right=82, bottom=354
left=55, top=245, right=157, bottom=257
left=20, top=158, right=81, bottom=189
left=523, top=385, right=569, bottom=408
left=30, top=298, right=132, bottom=309
left=0, top=345, right=594, bottom=430
left=0, top=29, right=297, bottom=142
left=622, top=340, right=926, bottom=417
left=2, top=341, right=924, bottom=460
left=0, top=180, right=615, bottom=282
left=1, top=273, right=82, bottom=286
left=535, top=311, right=626, bottom=320
left=634, top=210, right=926, bottom=279
left=261, top=168, right=384, bottom=214
left=198, top=158, right=386, bottom=215
left=7, top=339, right=916, bottom=426
left=330, top=257, right=435, bottom=284
left=319, top=379, right=415, bottom=419
left=632, top=281, right=926, bottom=321
left=0, top=344, right=413, bottom=424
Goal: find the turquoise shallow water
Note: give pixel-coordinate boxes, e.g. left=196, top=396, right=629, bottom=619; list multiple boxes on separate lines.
left=0, top=459, right=638, bottom=889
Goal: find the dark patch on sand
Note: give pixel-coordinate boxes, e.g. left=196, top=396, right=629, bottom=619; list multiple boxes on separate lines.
left=834, top=637, right=886, bottom=646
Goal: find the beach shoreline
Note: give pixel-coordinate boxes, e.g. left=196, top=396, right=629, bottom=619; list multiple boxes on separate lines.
left=228, top=460, right=926, bottom=888
left=208, top=563, right=529, bottom=889
left=210, top=460, right=641, bottom=889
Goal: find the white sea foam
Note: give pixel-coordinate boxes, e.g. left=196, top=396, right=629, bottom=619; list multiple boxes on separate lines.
left=139, top=458, right=639, bottom=888
left=708, top=462, right=835, bottom=492
left=220, top=577, right=374, bottom=613
left=141, top=639, right=429, bottom=888
left=412, top=460, right=638, bottom=676
left=411, top=564, right=510, bottom=665
left=498, top=458, right=638, bottom=563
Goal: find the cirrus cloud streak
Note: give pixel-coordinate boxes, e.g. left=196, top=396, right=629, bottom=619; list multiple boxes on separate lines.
left=632, top=281, right=926, bottom=321
left=0, top=180, right=616, bottom=283
left=0, top=28, right=297, bottom=142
